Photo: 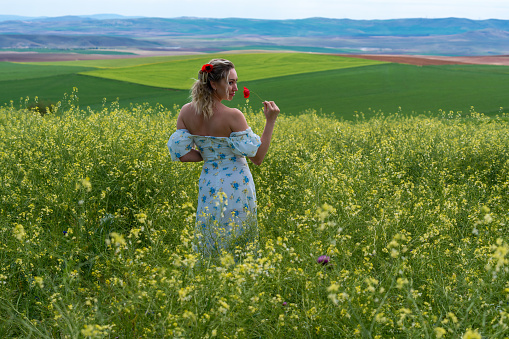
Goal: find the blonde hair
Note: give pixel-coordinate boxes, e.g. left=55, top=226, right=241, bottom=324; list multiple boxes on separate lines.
left=191, top=58, right=235, bottom=119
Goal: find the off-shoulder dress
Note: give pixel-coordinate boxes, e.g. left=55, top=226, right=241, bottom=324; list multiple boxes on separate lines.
left=168, top=128, right=261, bottom=256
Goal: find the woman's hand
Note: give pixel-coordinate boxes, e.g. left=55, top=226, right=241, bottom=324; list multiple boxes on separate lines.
left=263, top=101, right=280, bottom=122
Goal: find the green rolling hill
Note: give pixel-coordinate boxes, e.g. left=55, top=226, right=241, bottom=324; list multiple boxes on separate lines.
left=1, top=53, right=508, bottom=119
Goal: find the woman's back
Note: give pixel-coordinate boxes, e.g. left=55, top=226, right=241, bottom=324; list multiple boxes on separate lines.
left=177, top=102, right=248, bottom=137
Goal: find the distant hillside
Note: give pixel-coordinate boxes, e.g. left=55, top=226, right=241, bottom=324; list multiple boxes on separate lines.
left=0, top=34, right=161, bottom=49
left=1, top=16, right=508, bottom=55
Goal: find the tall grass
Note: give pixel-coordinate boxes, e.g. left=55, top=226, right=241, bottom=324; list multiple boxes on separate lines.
left=1, top=100, right=508, bottom=338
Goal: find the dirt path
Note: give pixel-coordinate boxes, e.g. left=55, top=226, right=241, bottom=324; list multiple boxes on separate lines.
left=341, top=54, right=509, bottom=66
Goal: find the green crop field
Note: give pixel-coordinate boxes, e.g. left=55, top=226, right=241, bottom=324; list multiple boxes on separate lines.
left=79, top=53, right=385, bottom=89
left=1, top=52, right=509, bottom=119
left=0, top=62, right=94, bottom=81
left=0, top=73, right=190, bottom=111
left=32, top=54, right=203, bottom=68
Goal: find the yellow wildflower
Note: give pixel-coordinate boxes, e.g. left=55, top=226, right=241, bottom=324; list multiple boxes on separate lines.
left=13, top=224, right=26, bottom=241
left=327, top=283, right=340, bottom=292
left=34, top=276, right=44, bottom=288
left=78, top=177, right=92, bottom=192
left=462, top=329, right=481, bottom=339
left=396, top=277, right=409, bottom=289
left=106, top=232, right=126, bottom=247
left=489, top=238, right=509, bottom=272
left=434, top=327, right=446, bottom=338
left=135, top=213, right=147, bottom=224
left=220, top=253, right=235, bottom=267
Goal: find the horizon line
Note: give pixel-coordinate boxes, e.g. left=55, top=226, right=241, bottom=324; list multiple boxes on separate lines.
left=1, top=14, right=508, bottom=21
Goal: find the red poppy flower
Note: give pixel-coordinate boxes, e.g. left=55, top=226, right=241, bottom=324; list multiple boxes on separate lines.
left=201, top=64, right=213, bottom=73
left=243, top=87, right=250, bottom=99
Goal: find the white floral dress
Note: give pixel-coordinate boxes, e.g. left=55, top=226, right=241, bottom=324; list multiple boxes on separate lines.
left=168, top=128, right=261, bottom=257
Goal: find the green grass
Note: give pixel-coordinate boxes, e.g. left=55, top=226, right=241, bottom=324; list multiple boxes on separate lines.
left=0, top=62, right=94, bottom=81
left=0, top=74, right=190, bottom=110
left=30, top=54, right=204, bottom=68
left=1, top=53, right=509, bottom=119
left=234, top=63, right=509, bottom=118
left=1, top=105, right=509, bottom=337
left=79, top=53, right=384, bottom=89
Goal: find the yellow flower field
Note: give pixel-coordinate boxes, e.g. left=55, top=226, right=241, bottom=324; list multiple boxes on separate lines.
left=1, top=97, right=508, bottom=338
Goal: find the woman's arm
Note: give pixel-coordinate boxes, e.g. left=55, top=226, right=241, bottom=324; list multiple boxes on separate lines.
left=249, top=101, right=280, bottom=166
left=179, top=149, right=203, bottom=162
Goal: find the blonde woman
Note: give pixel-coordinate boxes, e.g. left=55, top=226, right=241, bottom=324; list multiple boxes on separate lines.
left=168, top=58, right=280, bottom=258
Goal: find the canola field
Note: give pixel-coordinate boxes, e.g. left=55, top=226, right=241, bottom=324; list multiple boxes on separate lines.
left=1, top=98, right=509, bottom=337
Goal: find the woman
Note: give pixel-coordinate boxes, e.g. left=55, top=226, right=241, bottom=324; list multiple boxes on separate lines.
left=167, top=58, right=280, bottom=257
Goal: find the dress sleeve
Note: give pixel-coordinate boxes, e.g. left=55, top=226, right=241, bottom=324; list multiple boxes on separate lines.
left=228, top=128, right=261, bottom=157
left=167, top=129, right=194, bottom=161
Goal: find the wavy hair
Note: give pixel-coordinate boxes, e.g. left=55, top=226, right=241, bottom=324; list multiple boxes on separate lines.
left=190, top=58, right=235, bottom=119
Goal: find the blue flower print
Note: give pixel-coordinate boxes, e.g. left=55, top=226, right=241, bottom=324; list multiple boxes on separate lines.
left=243, top=176, right=249, bottom=184
left=231, top=181, right=239, bottom=190
left=209, top=187, right=216, bottom=196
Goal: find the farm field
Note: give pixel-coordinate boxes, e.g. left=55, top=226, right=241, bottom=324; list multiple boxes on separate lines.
left=1, top=103, right=509, bottom=337
left=0, top=52, right=509, bottom=118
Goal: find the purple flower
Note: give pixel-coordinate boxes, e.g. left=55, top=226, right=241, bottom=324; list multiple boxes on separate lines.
left=317, top=255, right=330, bottom=265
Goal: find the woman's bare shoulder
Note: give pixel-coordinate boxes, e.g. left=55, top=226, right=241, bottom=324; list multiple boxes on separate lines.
left=179, top=103, right=196, bottom=115
left=225, top=106, right=244, bottom=116
left=225, top=107, right=249, bottom=131
left=176, top=103, right=197, bottom=129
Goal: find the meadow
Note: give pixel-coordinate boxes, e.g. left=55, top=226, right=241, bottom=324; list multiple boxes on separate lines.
left=1, top=95, right=509, bottom=337
left=1, top=52, right=509, bottom=119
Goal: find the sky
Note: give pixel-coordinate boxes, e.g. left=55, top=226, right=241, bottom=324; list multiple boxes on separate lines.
left=2, top=0, right=509, bottom=20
